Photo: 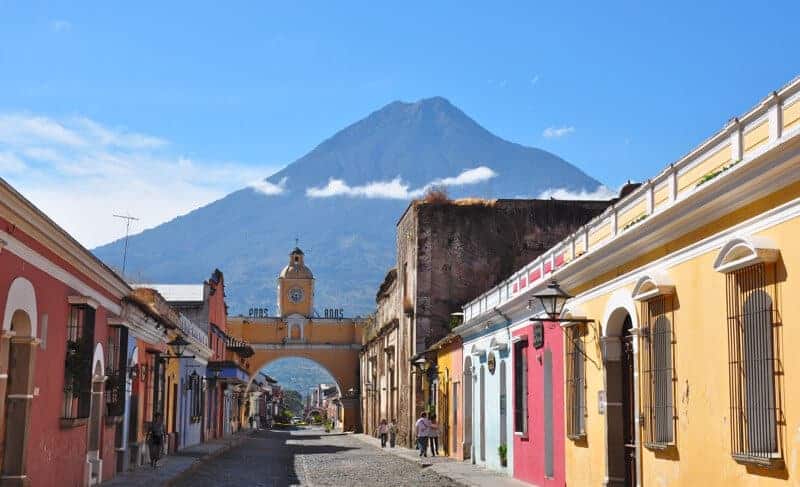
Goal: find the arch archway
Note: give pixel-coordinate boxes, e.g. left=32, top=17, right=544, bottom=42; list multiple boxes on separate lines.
left=86, top=343, right=105, bottom=485
left=0, top=277, right=38, bottom=486
left=601, top=290, right=640, bottom=487
left=245, top=349, right=359, bottom=431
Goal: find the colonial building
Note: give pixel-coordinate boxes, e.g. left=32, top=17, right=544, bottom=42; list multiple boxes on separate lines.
left=145, top=269, right=254, bottom=442
left=364, top=196, right=613, bottom=448
left=0, top=177, right=170, bottom=485
left=228, top=247, right=365, bottom=431
left=460, top=76, right=800, bottom=486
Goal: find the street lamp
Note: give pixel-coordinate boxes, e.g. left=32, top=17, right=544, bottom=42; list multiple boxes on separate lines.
left=168, top=335, right=189, bottom=357
left=162, top=335, right=195, bottom=360
left=528, top=279, right=594, bottom=324
left=530, top=279, right=572, bottom=320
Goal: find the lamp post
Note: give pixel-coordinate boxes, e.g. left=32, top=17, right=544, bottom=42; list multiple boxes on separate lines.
left=161, top=335, right=196, bottom=361
left=528, top=279, right=595, bottom=324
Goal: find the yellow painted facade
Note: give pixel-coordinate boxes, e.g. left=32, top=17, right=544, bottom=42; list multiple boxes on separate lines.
left=564, top=194, right=800, bottom=486
left=783, top=99, right=800, bottom=132
left=743, top=120, right=769, bottom=154
left=226, top=247, right=366, bottom=431
left=277, top=248, right=315, bottom=317
left=457, top=76, right=800, bottom=487
left=555, top=84, right=800, bottom=486
left=677, top=143, right=731, bottom=192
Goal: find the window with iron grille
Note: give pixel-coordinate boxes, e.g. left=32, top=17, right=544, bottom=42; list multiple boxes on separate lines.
left=725, top=263, right=782, bottom=466
left=105, top=326, right=128, bottom=417
left=190, top=373, right=203, bottom=422
left=640, top=295, right=675, bottom=448
left=513, top=340, right=528, bottom=434
left=565, top=324, right=586, bottom=439
left=62, top=305, right=95, bottom=419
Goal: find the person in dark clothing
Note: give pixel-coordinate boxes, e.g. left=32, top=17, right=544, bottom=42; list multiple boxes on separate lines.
left=147, top=413, right=165, bottom=468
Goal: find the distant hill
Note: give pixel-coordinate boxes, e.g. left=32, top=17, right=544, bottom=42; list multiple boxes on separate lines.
left=93, top=97, right=601, bottom=315
left=262, top=358, right=337, bottom=398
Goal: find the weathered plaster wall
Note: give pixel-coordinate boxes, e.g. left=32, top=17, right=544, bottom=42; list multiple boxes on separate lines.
left=394, top=198, right=609, bottom=448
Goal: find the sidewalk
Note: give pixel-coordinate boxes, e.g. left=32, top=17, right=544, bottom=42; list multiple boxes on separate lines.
left=353, top=434, right=532, bottom=487
left=101, top=430, right=251, bottom=486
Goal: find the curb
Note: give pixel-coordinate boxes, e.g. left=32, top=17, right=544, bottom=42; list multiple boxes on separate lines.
left=163, top=433, right=251, bottom=486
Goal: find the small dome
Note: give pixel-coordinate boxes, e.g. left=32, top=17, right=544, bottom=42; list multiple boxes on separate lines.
left=280, top=246, right=313, bottom=279
left=279, top=262, right=313, bottom=279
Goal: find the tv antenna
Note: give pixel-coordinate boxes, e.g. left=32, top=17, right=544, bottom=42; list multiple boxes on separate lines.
left=113, top=213, right=139, bottom=275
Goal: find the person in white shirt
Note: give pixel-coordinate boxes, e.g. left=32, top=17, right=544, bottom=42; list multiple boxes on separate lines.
left=415, top=412, right=430, bottom=457
left=378, top=418, right=389, bottom=447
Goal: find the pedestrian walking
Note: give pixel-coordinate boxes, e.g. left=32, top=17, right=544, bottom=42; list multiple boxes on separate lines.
left=378, top=419, right=389, bottom=447
left=147, top=413, right=165, bottom=468
left=429, top=414, right=440, bottom=456
left=414, top=412, right=430, bottom=457
left=388, top=418, right=397, bottom=448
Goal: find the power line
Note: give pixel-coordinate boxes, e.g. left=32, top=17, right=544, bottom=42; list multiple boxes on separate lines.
left=113, top=213, right=139, bottom=275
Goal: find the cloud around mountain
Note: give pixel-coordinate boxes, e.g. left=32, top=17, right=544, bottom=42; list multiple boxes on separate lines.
left=305, top=166, right=497, bottom=199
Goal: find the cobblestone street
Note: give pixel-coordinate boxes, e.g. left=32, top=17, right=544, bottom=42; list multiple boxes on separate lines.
left=170, top=426, right=462, bottom=487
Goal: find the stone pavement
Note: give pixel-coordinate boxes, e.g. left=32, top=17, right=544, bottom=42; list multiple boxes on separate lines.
left=353, top=433, right=532, bottom=487
left=101, top=430, right=251, bottom=486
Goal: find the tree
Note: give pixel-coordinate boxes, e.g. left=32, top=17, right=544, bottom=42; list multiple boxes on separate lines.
left=283, top=390, right=304, bottom=415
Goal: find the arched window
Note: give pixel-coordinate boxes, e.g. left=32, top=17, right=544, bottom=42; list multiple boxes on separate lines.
left=715, top=236, right=781, bottom=465
left=636, top=286, right=675, bottom=448
left=724, top=262, right=781, bottom=464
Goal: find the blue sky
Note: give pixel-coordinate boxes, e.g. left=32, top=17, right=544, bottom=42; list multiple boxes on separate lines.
left=1, top=1, right=798, bottom=246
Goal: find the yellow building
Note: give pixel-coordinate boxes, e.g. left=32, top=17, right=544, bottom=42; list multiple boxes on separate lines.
left=462, top=76, right=800, bottom=486
left=228, top=247, right=365, bottom=431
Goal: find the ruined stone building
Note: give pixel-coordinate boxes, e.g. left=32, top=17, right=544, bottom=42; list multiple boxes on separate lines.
left=360, top=196, right=615, bottom=447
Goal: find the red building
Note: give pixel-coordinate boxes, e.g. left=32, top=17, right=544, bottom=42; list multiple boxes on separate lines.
left=512, top=321, right=566, bottom=486
left=0, top=178, right=166, bottom=486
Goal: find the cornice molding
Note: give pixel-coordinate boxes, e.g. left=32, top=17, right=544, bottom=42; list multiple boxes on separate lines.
left=0, top=181, right=130, bottom=298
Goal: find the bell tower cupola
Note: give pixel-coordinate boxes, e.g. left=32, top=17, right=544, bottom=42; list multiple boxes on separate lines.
left=277, top=246, right=314, bottom=318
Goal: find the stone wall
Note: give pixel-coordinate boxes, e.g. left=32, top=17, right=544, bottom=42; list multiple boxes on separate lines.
left=392, top=197, right=611, bottom=448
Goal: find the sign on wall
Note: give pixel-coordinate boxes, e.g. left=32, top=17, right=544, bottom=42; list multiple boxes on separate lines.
left=487, top=352, right=496, bottom=375
left=248, top=307, right=269, bottom=318
left=533, top=321, right=545, bottom=349
left=323, top=308, right=345, bottom=319
left=598, top=390, right=606, bottom=415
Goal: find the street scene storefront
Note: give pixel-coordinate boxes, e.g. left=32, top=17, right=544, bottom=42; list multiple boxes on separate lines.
left=460, top=78, right=800, bottom=486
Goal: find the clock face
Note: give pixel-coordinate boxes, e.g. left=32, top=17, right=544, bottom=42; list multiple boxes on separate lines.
left=289, top=287, right=305, bottom=304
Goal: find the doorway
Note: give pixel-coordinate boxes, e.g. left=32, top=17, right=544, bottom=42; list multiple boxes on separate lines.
left=463, top=357, right=472, bottom=460
left=479, top=364, right=485, bottom=462
left=1, top=310, right=37, bottom=484
left=605, top=313, right=636, bottom=487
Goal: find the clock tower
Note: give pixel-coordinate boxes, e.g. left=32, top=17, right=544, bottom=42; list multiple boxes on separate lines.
left=277, top=247, right=314, bottom=318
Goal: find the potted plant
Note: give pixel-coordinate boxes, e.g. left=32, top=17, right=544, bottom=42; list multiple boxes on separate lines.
left=498, top=444, right=507, bottom=467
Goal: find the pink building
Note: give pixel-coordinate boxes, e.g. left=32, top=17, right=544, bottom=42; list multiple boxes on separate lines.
left=512, top=321, right=565, bottom=486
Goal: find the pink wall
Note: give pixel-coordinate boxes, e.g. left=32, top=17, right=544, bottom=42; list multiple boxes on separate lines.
left=512, top=322, right=565, bottom=486
left=0, top=219, right=122, bottom=486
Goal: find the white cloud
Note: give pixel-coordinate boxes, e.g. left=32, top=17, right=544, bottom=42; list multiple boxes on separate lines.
left=51, top=20, right=72, bottom=32
left=0, top=151, right=26, bottom=173
left=542, top=126, right=575, bottom=138
left=537, top=185, right=617, bottom=200
left=0, top=113, right=281, bottom=248
left=250, top=176, right=288, bottom=195
left=429, top=166, right=496, bottom=187
left=306, top=166, right=497, bottom=199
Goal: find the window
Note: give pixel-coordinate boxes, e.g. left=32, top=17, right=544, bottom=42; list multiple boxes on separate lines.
left=513, top=339, right=528, bottom=435
left=565, top=324, right=586, bottom=439
left=62, top=304, right=95, bottom=419
left=640, top=295, right=675, bottom=448
left=189, top=372, right=203, bottom=422
left=105, top=326, right=129, bottom=417
left=725, top=263, right=782, bottom=465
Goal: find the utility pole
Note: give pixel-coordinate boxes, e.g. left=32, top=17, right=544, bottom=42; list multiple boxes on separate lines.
left=113, top=214, right=139, bottom=275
